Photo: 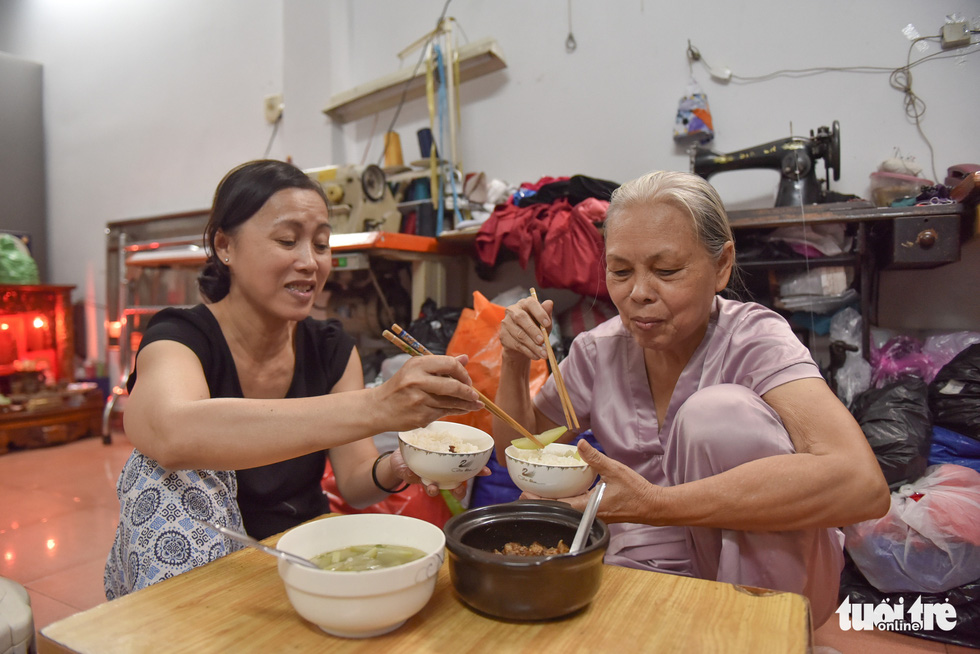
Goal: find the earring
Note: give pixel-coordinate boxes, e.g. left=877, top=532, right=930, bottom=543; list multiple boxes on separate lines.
left=224, top=258, right=229, bottom=263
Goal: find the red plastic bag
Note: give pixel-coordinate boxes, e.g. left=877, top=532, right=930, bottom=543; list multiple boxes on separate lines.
left=441, top=291, right=549, bottom=435
left=843, top=464, right=980, bottom=593
left=321, top=458, right=453, bottom=527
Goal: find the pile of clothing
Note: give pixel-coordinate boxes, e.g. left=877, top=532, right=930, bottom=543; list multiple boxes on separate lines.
left=474, top=175, right=619, bottom=298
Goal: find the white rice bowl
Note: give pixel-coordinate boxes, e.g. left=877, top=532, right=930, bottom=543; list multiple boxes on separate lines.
left=398, top=421, right=493, bottom=490
left=399, top=427, right=482, bottom=454
left=505, top=443, right=598, bottom=499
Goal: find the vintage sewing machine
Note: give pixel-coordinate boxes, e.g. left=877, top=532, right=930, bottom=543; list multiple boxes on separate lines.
left=691, top=121, right=841, bottom=206
left=305, top=163, right=402, bottom=233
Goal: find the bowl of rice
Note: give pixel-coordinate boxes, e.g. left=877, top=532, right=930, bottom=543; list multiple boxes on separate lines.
left=505, top=443, right=597, bottom=499
left=398, top=421, right=494, bottom=490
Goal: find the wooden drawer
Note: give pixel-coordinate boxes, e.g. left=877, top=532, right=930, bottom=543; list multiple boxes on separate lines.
left=878, top=213, right=962, bottom=269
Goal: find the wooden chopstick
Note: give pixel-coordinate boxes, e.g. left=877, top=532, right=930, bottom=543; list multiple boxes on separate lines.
left=382, top=327, right=543, bottom=447
left=530, top=291, right=578, bottom=429
left=382, top=329, right=420, bottom=358
left=391, top=323, right=432, bottom=355
left=529, top=289, right=580, bottom=429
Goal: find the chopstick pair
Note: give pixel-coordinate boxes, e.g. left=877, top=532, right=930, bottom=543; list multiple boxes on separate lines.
left=529, top=289, right=580, bottom=431
left=382, top=324, right=544, bottom=447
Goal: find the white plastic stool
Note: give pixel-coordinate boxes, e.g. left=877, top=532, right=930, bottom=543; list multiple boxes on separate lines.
left=0, top=578, right=34, bottom=654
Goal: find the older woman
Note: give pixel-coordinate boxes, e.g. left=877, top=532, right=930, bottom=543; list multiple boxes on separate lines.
left=493, top=170, right=889, bottom=625
left=105, top=160, right=483, bottom=598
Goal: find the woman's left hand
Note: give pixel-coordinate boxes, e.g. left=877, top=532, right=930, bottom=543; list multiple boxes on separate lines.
left=387, top=447, right=492, bottom=499
left=520, top=440, right=664, bottom=524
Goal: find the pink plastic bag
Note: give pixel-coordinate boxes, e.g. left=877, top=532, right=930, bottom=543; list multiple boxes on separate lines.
left=871, top=335, right=933, bottom=387
left=843, top=464, right=980, bottom=593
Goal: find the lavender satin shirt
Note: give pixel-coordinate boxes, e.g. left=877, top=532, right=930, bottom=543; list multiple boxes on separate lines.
left=533, top=295, right=823, bottom=571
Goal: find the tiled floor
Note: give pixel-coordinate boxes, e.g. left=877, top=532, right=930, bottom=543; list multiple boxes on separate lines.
left=1, top=434, right=975, bottom=652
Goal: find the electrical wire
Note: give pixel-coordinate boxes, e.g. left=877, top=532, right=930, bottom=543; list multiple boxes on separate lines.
left=686, top=39, right=979, bottom=83
left=373, top=0, right=454, bottom=168
left=887, top=34, right=980, bottom=182
left=263, top=113, right=282, bottom=159
left=687, top=36, right=980, bottom=183
left=359, top=113, right=380, bottom=166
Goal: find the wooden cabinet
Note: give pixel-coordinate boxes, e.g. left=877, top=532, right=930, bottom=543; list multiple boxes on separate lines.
left=0, top=284, right=105, bottom=453
left=0, top=385, right=103, bottom=453
left=725, top=201, right=972, bottom=358
left=0, top=284, right=75, bottom=385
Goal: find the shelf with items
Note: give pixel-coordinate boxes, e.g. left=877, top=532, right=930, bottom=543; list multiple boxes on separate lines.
left=732, top=221, right=871, bottom=356
left=323, top=37, right=506, bottom=124
left=388, top=161, right=479, bottom=237
left=325, top=21, right=494, bottom=239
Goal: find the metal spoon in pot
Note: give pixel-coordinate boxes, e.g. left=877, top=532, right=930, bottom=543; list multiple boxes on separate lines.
left=569, top=481, right=606, bottom=553
left=194, top=518, right=321, bottom=570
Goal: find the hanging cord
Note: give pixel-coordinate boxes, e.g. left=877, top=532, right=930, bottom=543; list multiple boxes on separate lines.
left=687, top=38, right=979, bottom=83
left=435, top=43, right=448, bottom=234
left=433, top=41, right=464, bottom=232
left=358, top=113, right=380, bottom=166
left=565, top=0, right=577, bottom=52
left=889, top=35, right=943, bottom=182
left=373, top=0, right=453, bottom=168
left=262, top=113, right=282, bottom=158
left=788, top=121, right=819, bottom=342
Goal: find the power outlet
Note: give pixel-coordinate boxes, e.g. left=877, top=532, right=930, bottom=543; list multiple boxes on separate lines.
left=264, top=93, right=284, bottom=123
left=941, top=22, right=970, bottom=49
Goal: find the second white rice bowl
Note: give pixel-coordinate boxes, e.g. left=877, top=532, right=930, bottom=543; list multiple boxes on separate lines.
left=505, top=443, right=597, bottom=499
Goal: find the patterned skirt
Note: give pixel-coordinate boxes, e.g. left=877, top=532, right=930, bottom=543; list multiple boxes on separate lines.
left=104, top=450, right=243, bottom=600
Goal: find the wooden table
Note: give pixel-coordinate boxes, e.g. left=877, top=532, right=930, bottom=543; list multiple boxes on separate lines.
left=38, top=521, right=811, bottom=653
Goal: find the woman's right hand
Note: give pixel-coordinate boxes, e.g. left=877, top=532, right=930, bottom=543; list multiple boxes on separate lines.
left=500, top=296, right=554, bottom=362
left=373, top=354, right=483, bottom=431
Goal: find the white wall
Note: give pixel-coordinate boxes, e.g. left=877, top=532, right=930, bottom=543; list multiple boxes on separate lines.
left=0, top=0, right=285, bottom=344
left=1, top=0, right=978, bottom=362
left=319, top=1, right=978, bottom=203
left=0, top=51, right=46, bottom=277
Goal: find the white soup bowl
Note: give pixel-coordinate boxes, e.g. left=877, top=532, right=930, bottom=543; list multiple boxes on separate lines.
left=276, top=514, right=445, bottom=638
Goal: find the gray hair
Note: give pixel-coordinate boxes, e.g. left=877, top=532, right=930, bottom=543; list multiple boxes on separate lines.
left=605, top=170, right=742, bottom=294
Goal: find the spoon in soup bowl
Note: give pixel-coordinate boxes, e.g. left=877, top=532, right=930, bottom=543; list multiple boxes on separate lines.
left=194, top=518, right=321, bottom=570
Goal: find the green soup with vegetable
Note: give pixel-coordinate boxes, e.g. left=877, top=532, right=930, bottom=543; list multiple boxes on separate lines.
left=311, top=544, right=426, bottom=571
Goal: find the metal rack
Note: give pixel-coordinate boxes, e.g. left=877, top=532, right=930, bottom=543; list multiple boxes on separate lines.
left=103, top=211, right=210, bottom=443
left=102, top=213, right=471, bottom=443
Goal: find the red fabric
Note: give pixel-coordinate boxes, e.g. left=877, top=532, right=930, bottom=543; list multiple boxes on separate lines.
left=475, top=201, right=551, bottom=269
left=475, top=198, right=609, bottom=298
left=574, top=197, right=610, bottom=224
